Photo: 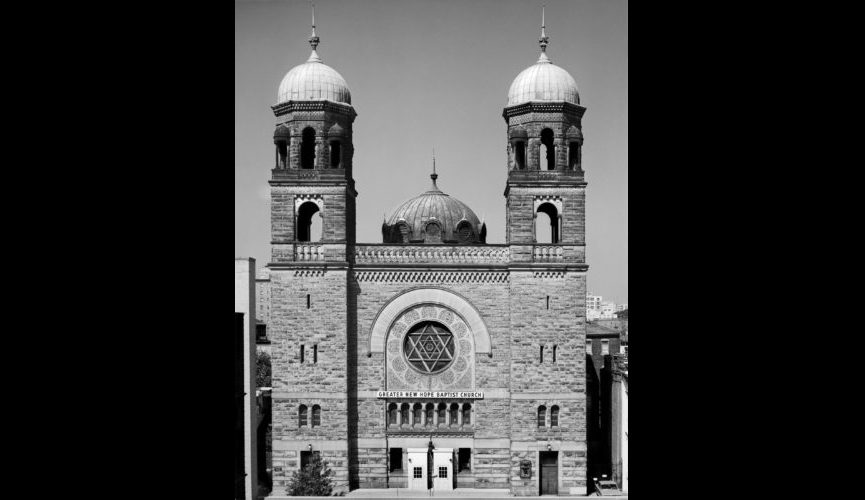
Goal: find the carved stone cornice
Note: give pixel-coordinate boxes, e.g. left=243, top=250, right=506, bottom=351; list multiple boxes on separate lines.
left=502, top=101, right=586, bottom=122
left=271, top=100, right=357, bottom=119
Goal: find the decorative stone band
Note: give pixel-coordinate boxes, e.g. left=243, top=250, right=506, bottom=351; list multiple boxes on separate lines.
left=355, top=271, right=509, bottom=284
left=355, top=245, right=509, bottom=265
left=271, top=99, right=357, bottom=118
left=501, top=100, right=586, bottom=120
left=369, top=287, right=492, bottom=356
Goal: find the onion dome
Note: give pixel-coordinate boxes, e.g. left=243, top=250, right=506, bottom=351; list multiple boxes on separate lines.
left=506, top=8, right=579, bottom=106
left=276, top=6, right=351, bottom=105
left=383, top=157, right=485, bottom=244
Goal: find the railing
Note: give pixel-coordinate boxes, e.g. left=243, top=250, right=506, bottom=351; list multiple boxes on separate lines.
left=294, top=244, right=324, bottom=261
left=533, top=245, right=564, bottom=261
left=354, top=245, right=509, bottom=265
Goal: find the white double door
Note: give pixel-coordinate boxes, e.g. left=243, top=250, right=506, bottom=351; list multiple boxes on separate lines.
left=406, top=448, right=453, bottom=491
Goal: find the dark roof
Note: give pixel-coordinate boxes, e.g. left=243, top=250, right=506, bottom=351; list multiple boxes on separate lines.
left=586, top=322, right=619, bottom=338
left=615, top=308, right=628, bottom=319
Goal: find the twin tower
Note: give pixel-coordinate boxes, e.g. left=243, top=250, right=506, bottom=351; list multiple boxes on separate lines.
left=266, top=8, right=590, bottom=497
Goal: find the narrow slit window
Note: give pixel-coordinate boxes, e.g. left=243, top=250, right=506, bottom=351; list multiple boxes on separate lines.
left=553, top=345, right=557, bottom=362
left=313, top=345, right=318, bottom=363
left=540, top=345, right=544, bottom=363
left=546, top=296, right=550, bottom=309
left=300, top=345, right=305, bottom=363
left=307, top=294, right=311, bottom=309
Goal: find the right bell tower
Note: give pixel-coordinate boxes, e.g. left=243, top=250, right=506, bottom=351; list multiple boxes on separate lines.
left=503, top=10, right=587, bottom=254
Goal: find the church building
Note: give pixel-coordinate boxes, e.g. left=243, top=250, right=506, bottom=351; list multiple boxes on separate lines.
left=265, top=9, right=589, bottom=497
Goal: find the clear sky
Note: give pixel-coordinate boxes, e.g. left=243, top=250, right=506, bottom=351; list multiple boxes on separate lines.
left=235, top=0, right=627, bottom=304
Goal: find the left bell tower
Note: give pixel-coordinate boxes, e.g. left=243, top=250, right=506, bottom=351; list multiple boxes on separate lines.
left=267, top=6, right=356, bottom=494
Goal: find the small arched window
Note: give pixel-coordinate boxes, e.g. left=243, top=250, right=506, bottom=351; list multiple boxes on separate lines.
left=540, top=128, right=556, bottom=170
left=400, top=403, right=409, bottom=425
left=551, top=405, right=559, bottom=427
left=425, top=403, right=434, bottom=426
left=537, top=405, right=547, bottom=427
left=388, top=403, right=398, bottom=425
left=456, top=221, right=474, bottom=243
left=425, top=221, right=442, bottom=243
left=395, top=221, right=410, bottom=243
left=311, top=405, right=321, bottom=427
left=413, top=403, right=423, bottom=426
left=568, top=142, right=580, bottom=170
left=299, top=404, right=308, bottom=427
left=329, top=141, right=341, bottom=168
left=462, top=403, right=472, bottom=425
left=301, top=127, right=316, bottom=169
left=449, top=403, right=459, bottom=426
left=515, top=141, right=526, bottom=169
left=437, top=403, right=447, bottom=426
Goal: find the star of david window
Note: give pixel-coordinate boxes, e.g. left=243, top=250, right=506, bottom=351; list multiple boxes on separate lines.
left=403, top=321, right=455, bottom=374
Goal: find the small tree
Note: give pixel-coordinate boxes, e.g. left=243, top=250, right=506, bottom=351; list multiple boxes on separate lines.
left=286, top=454, right=334, bottom=496
left=256, top=351, right=271, bottom=388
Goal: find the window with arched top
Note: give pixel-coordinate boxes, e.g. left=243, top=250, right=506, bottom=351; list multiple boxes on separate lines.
left=535, top=202, right=560, bottom=244
left=456, top=221, right=474, bottom=243
left=299, top=404, right=308, bottom=427
left=329, top=141, right=341, bottom=168
left=551, top=405, right=559, bottom=427
left=540, top=128, right=556, bottom=170
left=297, top=201, right=322, bottom=242
left=515, top=141, right=526, bottom=169
left=568, top=142, right=580, bottom=170
left=400, top=403, right=409, bottom=425
left=425, top=221, right=442, bottom=243
left=449, top=403, right=459, bottom=426
left=301, top=127, right=316, bottom=169
left=462, top=403, right=472, bottom=425
left=312, top=405, right=321, bottom=427
left=388, top=403, right=398, bottom=425
left=538, top=405, right=547, bottom=427
left=413, top=403, right=423, bottom=426
left=395, top=221, right=410, bottom=243
left=425, top=403, right=434, bottom=426
left=437, top=403, right=447, bottom=426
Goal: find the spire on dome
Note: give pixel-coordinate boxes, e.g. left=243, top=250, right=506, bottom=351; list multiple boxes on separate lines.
left=430, top=148, right=440, bottom=190
left=308, top=2, right=322, bottom=62
left=538, top=5, right=551, bottom=63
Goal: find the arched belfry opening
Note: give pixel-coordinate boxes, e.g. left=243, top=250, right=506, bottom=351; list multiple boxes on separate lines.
left=274, top=126, right=290, bottom=169
left=510, top=127, right=528, bottom=170
left=297, top=201, right=322, bottom=242
left=535, top=202, right=560, bottom=244
left=301, top=127, right=316, bottom=169
left=540, top=128, right=555, bottom=170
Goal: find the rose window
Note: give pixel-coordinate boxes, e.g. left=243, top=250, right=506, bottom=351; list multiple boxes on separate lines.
left=403, top=321, right=455, bottom=374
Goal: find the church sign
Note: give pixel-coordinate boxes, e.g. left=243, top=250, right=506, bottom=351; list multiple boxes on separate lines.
left=376, top=391, right=484, bottom=399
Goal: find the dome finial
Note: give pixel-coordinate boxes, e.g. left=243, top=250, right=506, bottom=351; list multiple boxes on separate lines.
left=538, top=5, right=551, bottom=63
left=308, top=1, right=322, bottom=62
left=430, top=147, right=439, bottom=189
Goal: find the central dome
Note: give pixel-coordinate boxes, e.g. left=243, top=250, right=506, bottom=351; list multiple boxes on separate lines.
left=383, top=174, right=485, bottom=244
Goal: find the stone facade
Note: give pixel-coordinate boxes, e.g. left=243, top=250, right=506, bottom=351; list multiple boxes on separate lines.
left=264, top=26, right=589, bottom=499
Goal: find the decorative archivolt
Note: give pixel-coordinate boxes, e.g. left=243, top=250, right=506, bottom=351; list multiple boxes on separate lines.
left=295, top=194, right=324, bottom=212
left=369, top=287, right=492, bottom=356
left=533, top=196, right=563, bottom=213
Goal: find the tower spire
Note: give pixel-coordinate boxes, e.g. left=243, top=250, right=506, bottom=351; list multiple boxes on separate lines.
left=538, top=4, right=551, bottom=63
left=430, top=147, right=439, bottom=189
left=308, top=1, right=322, bottom=62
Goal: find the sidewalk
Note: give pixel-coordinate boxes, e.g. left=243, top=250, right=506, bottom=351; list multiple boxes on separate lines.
left=266, top=488, right=628, bottom=499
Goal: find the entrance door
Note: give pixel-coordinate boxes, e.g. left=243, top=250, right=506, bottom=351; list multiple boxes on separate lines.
left=539, top=451, right=558, bottom=495
left=432, top=448, right=454, bottom=491
left=406, top=448, right=428, bottom=490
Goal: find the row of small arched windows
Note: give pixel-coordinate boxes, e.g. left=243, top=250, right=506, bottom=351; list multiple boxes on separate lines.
left=298, top=404, right=321, bottom=427
left=538, top=405, right=560, bottom=428
left=387, top=402, right=472, bottom=427
left=275, top=127, right=343, bottom=169
left=512, top=128, right=581, bottom=171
